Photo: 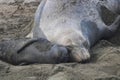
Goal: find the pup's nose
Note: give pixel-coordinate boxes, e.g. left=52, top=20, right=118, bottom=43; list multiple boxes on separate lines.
left=50, top=45, right=69, bottom=63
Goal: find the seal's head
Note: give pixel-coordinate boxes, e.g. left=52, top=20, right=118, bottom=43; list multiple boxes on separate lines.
left=67, top=44, right=90, bottom=63
left=50, top=45, right=69, bottom=63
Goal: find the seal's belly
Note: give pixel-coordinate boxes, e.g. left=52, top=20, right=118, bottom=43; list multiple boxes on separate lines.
left=40, top=17, right=83, bottom=45
left=39, top=0, right=101, bottom=45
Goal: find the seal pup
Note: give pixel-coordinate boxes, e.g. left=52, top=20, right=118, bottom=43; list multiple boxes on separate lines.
left=0, top=38, right=69, bottom=65
left=30, top=0, right=120, bottom=62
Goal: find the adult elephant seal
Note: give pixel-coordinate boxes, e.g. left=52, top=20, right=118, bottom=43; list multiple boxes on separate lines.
left=30, top=0, right=120, bottom=62
left=0, top=0, right=120, bottom=65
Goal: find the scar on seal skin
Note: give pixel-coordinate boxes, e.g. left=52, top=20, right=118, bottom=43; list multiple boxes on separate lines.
left=0, top=0, right=120, bottom=65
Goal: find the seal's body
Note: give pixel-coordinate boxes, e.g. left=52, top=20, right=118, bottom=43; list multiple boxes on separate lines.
left=0, top=0, right=120, bottom=65
left=0, top=38, right=68, bottom=65
left=31, top=0, right=120, bottom=62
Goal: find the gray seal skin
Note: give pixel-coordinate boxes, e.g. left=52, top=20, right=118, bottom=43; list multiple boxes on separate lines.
left=0, top=38, right=69, bottom=65
left=0, top=0, right=120, bottom=65
left=31, top=0, right=120, bottom=62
